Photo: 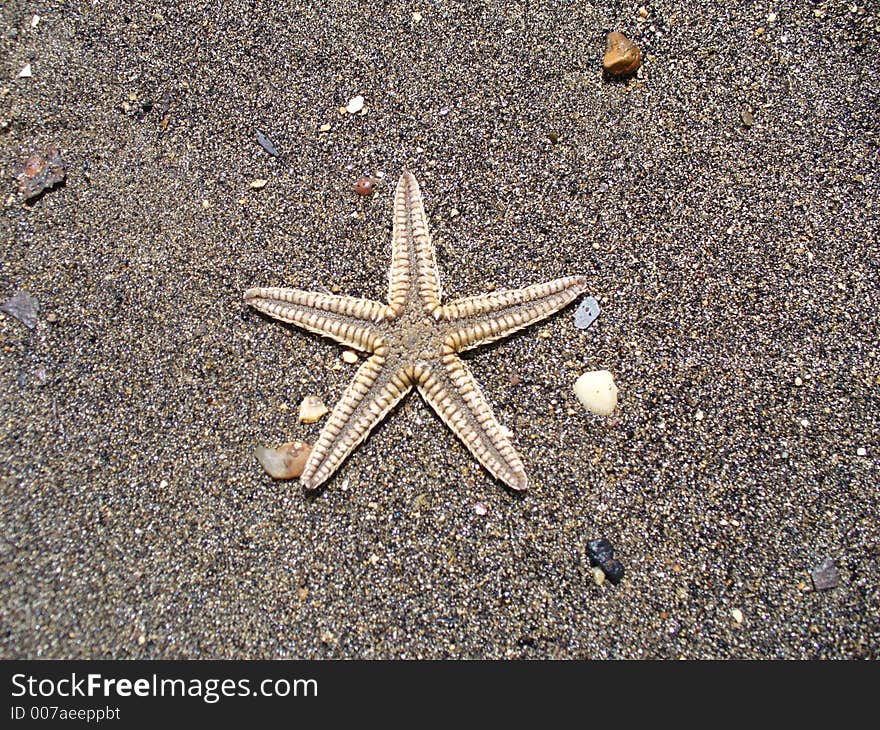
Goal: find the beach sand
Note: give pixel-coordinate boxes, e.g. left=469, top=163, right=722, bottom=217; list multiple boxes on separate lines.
left=1, top=1, right=877, bottom=658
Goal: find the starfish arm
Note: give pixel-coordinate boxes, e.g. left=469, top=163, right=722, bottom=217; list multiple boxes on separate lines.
left=414, top=354, right=528, bottom=491
left=244, top=287, right=386, bottom=352
left=388, top=172, right=443, bottom=318
left=441, top=275, right=589, bottom=352
left=300, top=355, right=413, bottom=490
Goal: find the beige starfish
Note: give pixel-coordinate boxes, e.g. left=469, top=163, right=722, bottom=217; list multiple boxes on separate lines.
left=245, top=172, right=588, bottom=491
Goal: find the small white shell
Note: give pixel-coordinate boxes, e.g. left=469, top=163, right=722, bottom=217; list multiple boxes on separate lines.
left=574, top=370, right=618, bottom=416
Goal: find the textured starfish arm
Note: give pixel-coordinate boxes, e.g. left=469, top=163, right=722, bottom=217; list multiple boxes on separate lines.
left=415, top=354, right=528, bottom=491
left=301, top=355, right=413, bottom=490
left=244, top=287, right=386, bottom=351
left=442, top=275, right=589, bottom=352
left=387, top=172, right=443, bottom=318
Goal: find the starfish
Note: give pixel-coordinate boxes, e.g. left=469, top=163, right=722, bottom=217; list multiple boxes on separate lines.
left=245, top=172, right=588, bottom=491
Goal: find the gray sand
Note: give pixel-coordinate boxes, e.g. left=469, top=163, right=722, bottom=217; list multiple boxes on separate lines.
left=1, top=1, right=878, bottom=658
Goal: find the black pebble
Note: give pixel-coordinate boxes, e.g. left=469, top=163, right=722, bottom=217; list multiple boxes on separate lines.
left=587, top=537, right=614, bottom=566
left=601, top=559, right=625, bottom=585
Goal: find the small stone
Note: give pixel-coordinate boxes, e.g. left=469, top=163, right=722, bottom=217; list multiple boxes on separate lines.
left=18, top=64, right=32, bottom=78
left=741, top=109, right=755, bottom=128
left=574, top=370, right=618, bottom=416
left=810, top=557, right=839, bottom=591
left=255, top=129, right=280, bottom=157
left=794, top=376, right=803, bottom=386
left=354, top=176, right=375, bottom=196
left=586, top=537, right=615, bottom=565
left=254, top=441, right=312, bottom=480
left=16, top=147, right=66, bottom=200
left=45, top=312, right=58, bottom=323
left=345, top=94, right=365, bottom=114
left=856, top=447, right=867, bottom=457
left=319, top=123, right=331, bottom=132
left=602, top=32, right=642, bottom=77
left=1, top=290, right=40, bottom=329
left=573, top=296, right=600, bottom=329
left=298, top=395, right=329, bottom=423
left=731, top=608, right=744, bottom=624
left=412, top=11, right=422, bottom=22
left=601, top=559, right=625, bottom=585
left=638, top=6, right=648, bottom=18
left=591, top=566, right=606, bottom=585
left=547, top=130, right=561, bottom=144
left=341, top=349, right=359, bottom=364
left=474, top=501, right=488, bottom=516
left=767, top=12, right=777, bottom=22
left=249, top=179, right=268, bottom=189
left=412, top=492, right=430, bottom=511
left=297, top=586, right=309, bottom=601
left=319, top=630, right=336, bottom=644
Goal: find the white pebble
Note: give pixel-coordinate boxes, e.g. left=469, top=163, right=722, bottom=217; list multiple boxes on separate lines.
left=574, top=370, right=618, bottom=416
left=345, top=94, right=365, bottom=114
left=298, top=395, right=329, bottom=423
left=856, top=447, right=867, bottom=457
left=591, top=567, right=606, bottom=585
left=18, top=64, right=32, bottom=78
left=341, top=350, right=359, bottom=364
left=731, top=608, right=744, bottom=624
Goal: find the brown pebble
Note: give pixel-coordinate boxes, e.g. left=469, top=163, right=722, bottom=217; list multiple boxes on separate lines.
left=602, top=32, right=642, bottom=77
left=16, top=147, right=67, bottom=200
left=354, top=176, right=376, bottom=196
left=254, top=441, right=312, bottom=479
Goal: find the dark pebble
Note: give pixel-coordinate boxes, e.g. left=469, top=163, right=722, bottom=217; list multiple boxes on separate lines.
left=601, top=559, right=625, bottom=585
left=587, top=537, right=614, bottom=565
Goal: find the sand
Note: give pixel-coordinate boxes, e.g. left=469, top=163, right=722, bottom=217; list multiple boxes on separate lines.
left=1, top=1, right=878, bottom=659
